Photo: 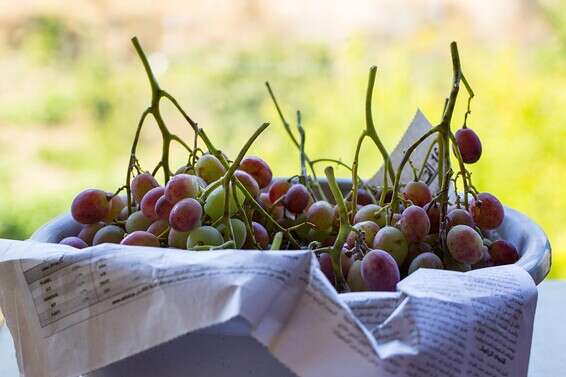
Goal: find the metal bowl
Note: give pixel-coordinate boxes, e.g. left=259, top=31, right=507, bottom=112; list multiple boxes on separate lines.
left=31, top=179, right=551, bottom=285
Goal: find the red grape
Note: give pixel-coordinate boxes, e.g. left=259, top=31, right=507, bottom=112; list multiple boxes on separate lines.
left=169, top=198, right=202, bottom=232
left=424, top=201, right=440, bottom=233
left=257, top=192, right=284, bottom=220
left=356, top=189, right=373, bottom=206
left=131, top=173, right=159, bottom=204
left=408, top=252, right=443, bottom=275
left=306, top=200, right=335, bottom=231
left=489, top=240, right=519, bottom=265
left=455, top=127, right=482, bottom=164
left=245, top=221, right=270, bottom=249
left=341, top=249, right=353, bottom=279
left=93, top=225, right=125, bottom=245
left=361, top=249, right=400, bottom=292
left=447, top=208, right=475, bottom=229
left=195, top=154, right=226, bottom=184
left=78, top=222, right=104, bottom=245
left=469, top=192, right=504, bottom=230
left=118, top=206, right=130, bottom=221
left=353, top=204, right=386, bottom=227
left=71, top=189, right=110, bottom=224
left=140, top=186, right=164, bottom=221
left=318, top=253, right=335, bottom=285
left=403, top=181, right=432, bottom=207
left=59, top=236, right=88, bottom=249
left=155, top=196, right=174, bottom=221
left=446, top=225, right=483, bottom=264
left=240, top=156, right=273, bottom=188
left=268, top=178, right=291, bottom=203
left=121, top=231, right=160, bottom=247
left=347, top=260, right=368, bottom=291
left=284, top=184, right=310, bottom=213
left=234, top=169, right=260, bottom=198
left=346, top=221, right=380, bottom=248
left=147, top=219, right=169, bottom=237
left=373, top=226, right=409, bottom=265
left=164, top=174, right=201, bottom=204
left=399, top=205, right=430, bottom=243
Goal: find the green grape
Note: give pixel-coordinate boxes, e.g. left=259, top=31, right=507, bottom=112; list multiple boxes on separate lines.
left=204, top=185, right=245, bottom=220
left=217, top=218, right=247, bottom=248
left=93, top=225, right=125, bottom=245
left=187, top=226, right=224, bottom=249
left=125, top=211, right=152, bottom=233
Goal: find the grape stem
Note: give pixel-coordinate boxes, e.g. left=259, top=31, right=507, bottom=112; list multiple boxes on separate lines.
left=324, top=166, right=349, bottom=292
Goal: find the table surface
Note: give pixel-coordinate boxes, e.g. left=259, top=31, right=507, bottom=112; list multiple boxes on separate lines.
left=1, top=281, right=564, bottom=377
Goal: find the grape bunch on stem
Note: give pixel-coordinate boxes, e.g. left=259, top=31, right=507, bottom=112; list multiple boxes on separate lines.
left=63, top=38, right=519, bottom=293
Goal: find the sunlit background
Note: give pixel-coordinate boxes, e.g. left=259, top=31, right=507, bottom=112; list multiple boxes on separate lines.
left=0, top=0, right=564, bottom=277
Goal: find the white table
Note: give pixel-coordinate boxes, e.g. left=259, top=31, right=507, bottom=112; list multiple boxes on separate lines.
left=1, top=281, right=564, bottom=376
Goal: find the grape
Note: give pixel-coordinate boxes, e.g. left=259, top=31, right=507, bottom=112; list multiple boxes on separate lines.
left=307, top=228, right=332, bottom=242
left=169, top=198, right=202, bottom=232
left=164, top=174, right=201, bottom=204
left=341, top=249, right=352, bottom=279
left=447, top=208, right=475, bottom=228
left=131, top=173, right=159, bottom=204
left=257, top=192, right=285, bottom=221
left=118, top=206, right=130, bottom=221
left=203, top=185, right=245, bottom=220
left=240, top=156, right=273, bottom=189
left=318, top=253, right=335, bottom=285
left=104, top=194, right=127, bottom=223
left=140, top=186, right=164, bottom=221
left=187, top=226, right=224, bottom=249
left=59, top=236, right=88, bottom=249
left=446, top=225, right=483, bottom=264
left=408, top=252, right=443, bottom=275
left=121, top=231, right=160, bottom=247
left=147, top=219, right=169, bottom=237
left=175, top=165, right=194, bottom=175
left=244, top=221, right=270, bottom=249
left=71, top=189, right=110, bottom=224
left=155, top=196, right=174, bottom=220
left=93, top=225, right=125, bottom=245
left=356, top=189, right=373, bottom=206
left=195, top=154, right=226, bottom=184
left=469, top=193, right=504, bottom=230
left=347, top=260, right=368, bottom=291
left=473, top=246, right=494, bottom=269
left=424, top=201, right=440, bottom=233
left=399, top=205, right=430, bottom=243
left=346, top=221, right=380, bottom=248
left=284, top=184, right=310, bottom=214
left=125, top=211, right=152, bottom=233
left=353, top=204, right=386, bottom=227
left=489, top=240, right=519, bottom=265
left=268, top=178, right=291, bottom=203
left=217, top=218, right=247, bottom=248
left=168, top=229, right=190, bottom=249
left=78, top=222, right=105, bottom=245
left=306, top=201, right=335, bottom=231
left=373, top=226, right=408, bottom=265
left=455, top=127, right=482, bottom=164
left=403, top=181, right=432, bottom=207
left=361, top=250, right=400, bottom=292
left=234, top=170, right=260, bottom=198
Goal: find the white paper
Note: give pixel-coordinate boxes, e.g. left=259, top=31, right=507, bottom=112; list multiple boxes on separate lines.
left=0, top=239, right=537, bottom=377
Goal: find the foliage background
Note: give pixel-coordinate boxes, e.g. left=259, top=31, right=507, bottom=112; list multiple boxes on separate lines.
left=0, top=0, right=564, bottom=277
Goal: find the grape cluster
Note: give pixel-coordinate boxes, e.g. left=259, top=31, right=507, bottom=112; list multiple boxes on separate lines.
left=57, top=38, right=521, bottom=294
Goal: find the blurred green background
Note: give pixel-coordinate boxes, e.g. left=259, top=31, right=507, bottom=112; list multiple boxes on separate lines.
left=0, top=1, right=564, bottom=277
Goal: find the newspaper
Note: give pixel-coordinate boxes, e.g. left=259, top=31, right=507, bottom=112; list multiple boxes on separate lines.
left=0, top=239, right=537, bottom=377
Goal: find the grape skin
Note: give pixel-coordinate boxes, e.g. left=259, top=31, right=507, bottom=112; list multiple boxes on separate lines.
left=447, top=208, right=475, bottom=229
left=373, top=226, right=409, bottom=265
left=169, top=198, right=202, bottom=232
left=268, top=179, right=291, bottom=203
left=399, top=205, right=430, bottom=243
left=168, top=229, right=190, bottom=249
left=318, top=253, right=335, bottom=285
left=104, top=194, right=127, bottom=223
left=195, top=154, right=226, bottom=184
left=245, top=222, right=270, bottom=249
left=489, top=240, right=519, bottom=265
left=147, top=219, right=169, bottom=237
left=131, top=173, right=159, bottom=204
left=164, top=174, right=201, bottom=204
left=403, top=181, right=432, bottom=207
left=204, top=185, right=245, bottom=220
left=469, top=192, right=504, bottom=230
left=217, top=218, right=247, bottom=248
left=155, top=196, right=174, bottom=221
left=186, top=226, right=224, bottom=249
left=361, top=250, right=400, bottom=292
left=93, top=225, right=125, bottom=245
left=78, top=222, right=105, bottom=245
left=125, top=211, right=152, bottom=233
left=140, top=187, right=164, bottom=221
left=234, top=170, right=260, bottom=198
left=71, top=189, right=110, bottom=224
left=59, top=236, right=88, bottom=249
left=446, top=225, right=483, bottom=264
left=121, top=231, right=160, bottom=247
left=240, top=156, right=273, bottom=189
left=455, top=128, right=482, bottom=164
left=408, top=252, right=443, bottom=275
left=347, top=260, right=368, bottom=291
left=346, top=221, right=380, bottom=248
left=356, top=189, right=373, bottom=206
left=353, top=204, right=386, bottom=227
left=284, top=184, right=310, bottom=214
left=424, top=201, right=440, bottom=234
left=307, top=201, right=335, bottom=231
